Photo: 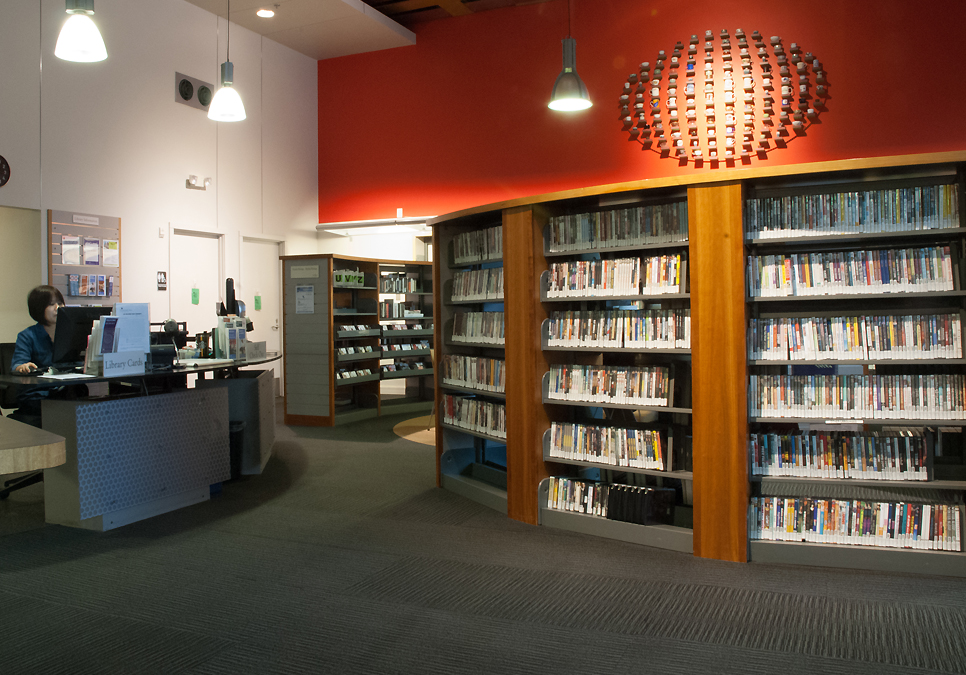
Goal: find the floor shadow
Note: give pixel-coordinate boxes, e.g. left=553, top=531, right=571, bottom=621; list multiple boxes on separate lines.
left=0, top=434, right=309, bottom=572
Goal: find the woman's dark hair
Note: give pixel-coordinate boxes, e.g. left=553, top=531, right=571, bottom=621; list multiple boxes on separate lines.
left=27, top=285, right=65, bottom=325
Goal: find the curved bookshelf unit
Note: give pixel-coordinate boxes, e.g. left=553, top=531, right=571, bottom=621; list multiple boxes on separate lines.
left=428, top=151, right=966, bottom=575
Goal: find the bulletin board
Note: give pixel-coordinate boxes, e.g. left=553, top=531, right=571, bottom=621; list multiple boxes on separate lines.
left=47, top=209, right=122, bottom=307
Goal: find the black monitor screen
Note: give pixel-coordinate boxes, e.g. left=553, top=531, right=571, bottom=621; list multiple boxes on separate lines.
left=52, top=306, right=113, bottom=369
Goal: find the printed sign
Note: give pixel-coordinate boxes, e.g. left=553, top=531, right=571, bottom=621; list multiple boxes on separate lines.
left=102, top=351, right=146, bottom=377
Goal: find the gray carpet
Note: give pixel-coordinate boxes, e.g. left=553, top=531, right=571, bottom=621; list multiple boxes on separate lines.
left=1, top=407, right=965, bottom=674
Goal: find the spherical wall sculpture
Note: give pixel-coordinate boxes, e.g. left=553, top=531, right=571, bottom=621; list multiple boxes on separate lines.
left=619, top=29, right=830, bottom=164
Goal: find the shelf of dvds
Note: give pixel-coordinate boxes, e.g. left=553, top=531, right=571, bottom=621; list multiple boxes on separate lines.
left=282, top=254, right=434, bottom=426
left=434, top=219, right=509, bottom=511
left=743, top=165, right=966, bottom=574
left=378, top=261, right=435, bottom=416
left=428, top=151, right=966, bottom=575
left=542, top=427, right=693, bottom=479
left=537, top=195, right=696, bottom=547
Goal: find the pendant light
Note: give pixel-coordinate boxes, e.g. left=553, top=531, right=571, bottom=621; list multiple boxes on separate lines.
left=208, top=0, right=247, bottom=122
left=54, top=0, right=107, bottom=63
left=548, top=0, right=591, bottom=111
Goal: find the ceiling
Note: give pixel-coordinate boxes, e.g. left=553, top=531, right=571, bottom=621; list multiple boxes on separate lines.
left=183, top=0, right=551, bottom=61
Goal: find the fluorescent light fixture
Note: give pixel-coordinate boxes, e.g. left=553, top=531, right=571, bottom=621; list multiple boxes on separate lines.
left=548, top=37, right=591, bottom=111
left=318, top=216, right=435, bottom=238
left=208, top=0, right=246, bottom=122
left=55, top=0, right=107, bottom=63
left=256, top=8, right=275, bottom=18
left=324, top=224, right=432, bottom=238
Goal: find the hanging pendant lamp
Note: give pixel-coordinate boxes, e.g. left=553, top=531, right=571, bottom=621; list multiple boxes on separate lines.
left=208, top=0, right=247, bottom=122
left=55, top=0, right=107, bottom=63
left=548, top=0, right=591, bottom=111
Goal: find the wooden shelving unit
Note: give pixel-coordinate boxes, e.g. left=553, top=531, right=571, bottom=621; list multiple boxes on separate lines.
left=281, top=254, right=433, bottom=426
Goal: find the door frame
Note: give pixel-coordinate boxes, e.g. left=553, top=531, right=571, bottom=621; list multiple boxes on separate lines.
left=239, top=234, right=285, bottom=392
left=168, top=224, right=226, bottom=323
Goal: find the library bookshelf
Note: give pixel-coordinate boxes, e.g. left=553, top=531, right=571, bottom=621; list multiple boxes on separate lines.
left=430, top=150, right=966, bottom=575
left=281, top=254, right=433, bottom=426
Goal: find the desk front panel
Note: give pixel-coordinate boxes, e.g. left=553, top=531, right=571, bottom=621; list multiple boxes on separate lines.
left=43, top=388, right=230, bottom=528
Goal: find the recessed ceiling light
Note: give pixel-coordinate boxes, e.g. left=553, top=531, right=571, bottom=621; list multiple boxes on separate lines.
left=256, top=8, right=275, bottom=18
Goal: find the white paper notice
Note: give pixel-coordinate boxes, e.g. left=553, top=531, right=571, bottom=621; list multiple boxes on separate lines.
left=295, top=285, right=315, bottom=314
left=112, top=303, right=151, bottom=353
left=102, top=239, right=119, bottom=267
left=62, top=235, right=81, bottom=265
left=84, top=238, right=100, bottom=265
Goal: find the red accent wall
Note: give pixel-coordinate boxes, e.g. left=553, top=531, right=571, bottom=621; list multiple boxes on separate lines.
left=318, top=0, right=966, bottom=223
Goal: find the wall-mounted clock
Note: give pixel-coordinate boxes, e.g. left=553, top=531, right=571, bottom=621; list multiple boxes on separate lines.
left=0, top=155, right=9, bottom=187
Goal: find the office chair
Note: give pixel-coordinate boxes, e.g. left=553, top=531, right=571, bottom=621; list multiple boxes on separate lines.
left=0, top=342, right=44, bottom=500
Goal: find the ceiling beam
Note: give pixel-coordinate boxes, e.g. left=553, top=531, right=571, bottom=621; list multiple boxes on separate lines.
left=376, top=0, right=473, bottom=17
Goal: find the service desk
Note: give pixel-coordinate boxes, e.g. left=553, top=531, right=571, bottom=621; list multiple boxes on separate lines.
left=0, top=354, right=279, bottom=531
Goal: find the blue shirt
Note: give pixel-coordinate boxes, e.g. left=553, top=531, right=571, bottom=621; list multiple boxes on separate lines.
left=11, top=323, right=54, bottom=405
left=12, top=322, right=54, bottom=371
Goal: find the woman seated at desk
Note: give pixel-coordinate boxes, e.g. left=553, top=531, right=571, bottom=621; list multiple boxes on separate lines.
left=9, top=285, right=65, bottom=424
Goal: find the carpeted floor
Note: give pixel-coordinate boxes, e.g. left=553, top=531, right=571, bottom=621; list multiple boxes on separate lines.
left=1, top=407, right=965, bottom=674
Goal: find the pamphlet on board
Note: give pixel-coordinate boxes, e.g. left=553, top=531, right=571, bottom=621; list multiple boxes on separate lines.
left=213, top=316, right=247, bottom=360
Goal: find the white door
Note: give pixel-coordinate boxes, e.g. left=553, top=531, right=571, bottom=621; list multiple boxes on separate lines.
left=240, top=238, right=282, bottom=389
left=170, top=229, right=222, bottom=360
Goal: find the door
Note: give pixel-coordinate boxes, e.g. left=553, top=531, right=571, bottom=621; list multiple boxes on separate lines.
left=170, top=229, right=222, bottom=374
left=240, top=237, right=283, bottom=389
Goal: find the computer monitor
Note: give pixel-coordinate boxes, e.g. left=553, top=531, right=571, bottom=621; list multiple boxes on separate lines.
left=51, top=306, right=113, bottom=370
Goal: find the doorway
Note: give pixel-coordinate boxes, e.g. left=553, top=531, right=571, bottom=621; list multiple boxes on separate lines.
left=170, top=228, right=223, bottom=387
left=240, top=236, right=283, bottom=391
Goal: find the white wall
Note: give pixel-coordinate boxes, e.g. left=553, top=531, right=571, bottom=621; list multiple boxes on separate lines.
left=0, top=0, right=319, bottom=326
left=317, top=231, right=425, bottom=261
left=0, top=207, right=42, bottom=344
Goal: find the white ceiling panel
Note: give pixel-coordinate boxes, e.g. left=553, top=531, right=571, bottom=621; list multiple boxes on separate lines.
left=182, top=0, right=415, bottom=60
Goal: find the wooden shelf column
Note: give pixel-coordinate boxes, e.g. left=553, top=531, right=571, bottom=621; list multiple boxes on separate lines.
left=689, top=182, right=749, bottom=562
left=503, top=205, right=552, bottom=524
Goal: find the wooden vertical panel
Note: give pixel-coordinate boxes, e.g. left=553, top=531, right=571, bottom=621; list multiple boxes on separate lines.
left=503, top=205, right=551, bottom=524
left=689, top=183, right=749, bottom=562
left=432, top=225, right=443, bottom=487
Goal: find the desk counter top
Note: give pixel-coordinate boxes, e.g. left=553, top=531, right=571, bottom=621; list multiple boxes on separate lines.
left=0, top=416, right=67, bottom=474
left=0, top=352, right=282, bottom=388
